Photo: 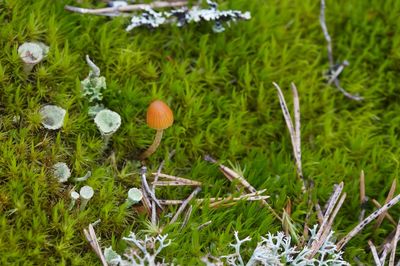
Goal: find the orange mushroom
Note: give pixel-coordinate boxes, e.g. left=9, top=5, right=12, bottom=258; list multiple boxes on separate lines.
left=140, top=100, right=174, bottom=160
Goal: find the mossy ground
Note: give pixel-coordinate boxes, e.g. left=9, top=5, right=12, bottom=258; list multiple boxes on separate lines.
left=1, top=0, right=400, bottom=264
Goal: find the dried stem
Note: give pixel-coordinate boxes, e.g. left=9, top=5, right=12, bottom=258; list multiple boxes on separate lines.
left=389, top=219, right=400, bottom=266
left=204, top=155, right=282, bottom=222
left=198, top=220, right=212, bottom=230
left=169, top=187, right=201, bottom=224
left=151, top=173, right=202, bottom=186
left=368, top=240, right=382, bottom=266
left=151, top=150, right=175, bottom=225
left=319, top=0, right=362, bottom=101
left=180, top=205, right=193, bottom=229
left=65, top=1, right=188, bottom=15
left=83, top=223, right=108, bottom=266
left=359, top=170, right=368, bottom=222
left=273, top=82, right=305, bottom=189
left=337, top=193, right=400, bottom=250
left=140, top=166, right=163, bottom=210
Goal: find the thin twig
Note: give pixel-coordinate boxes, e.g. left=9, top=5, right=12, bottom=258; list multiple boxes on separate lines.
left=84, top=223, right=108, bottom=266
left=319, top=0, right=362, bottom=101
left=169, top=187, right=201, bottom=224
left=389, top=219, right=400, bottom=266
left=337, top=193, right=400, bottom=250
left=65, top=1, right=188, bottom=15
left=368, top=240, right=382, bottom=266
left=375, top=179, right=396, bottom=229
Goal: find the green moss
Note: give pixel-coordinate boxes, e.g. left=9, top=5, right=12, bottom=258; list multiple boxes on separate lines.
left=1, top=0, right=400, bottom=264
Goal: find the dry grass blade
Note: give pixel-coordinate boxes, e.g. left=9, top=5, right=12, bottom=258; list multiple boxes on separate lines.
left=380, top=243, right=391, bottom=265
left=337, top=193, right=400, bottom=250
left=372, top=199, right=397, bottom=226
left=151, top=150, right=175, bottom=225
left=375, top=179, right=396, bottom=229
left=368, top=240, right=382, bottom=266
left=180, top=205, right=193, bottom=229
left=311, top=182, right=343, bottom=249
left=291, top=82, right=302, bottom=179
left=310, top=193, right=346, bottom=258
left=141, top=166, right=163, bottom=210
left=169, top=187, right=201, bottom=224
left=359, top=170, right=367, bottom=222
left=273, top=82, right=305, bottom=191
left=83, top=224, right=108, bottom=266
left=151, top=173, right=202, bottom=186
left=389, top=219, right=400, bottom=266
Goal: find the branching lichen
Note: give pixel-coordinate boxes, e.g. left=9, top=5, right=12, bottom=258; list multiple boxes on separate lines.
left=104, top=233, right=171, bottom=266
left=126, top=1, right=251, bottom=33
left=205, top=226, right=349, bottom=266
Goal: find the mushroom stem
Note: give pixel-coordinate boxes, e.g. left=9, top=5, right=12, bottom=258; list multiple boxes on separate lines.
left=140, top=130, right=163, bottom=160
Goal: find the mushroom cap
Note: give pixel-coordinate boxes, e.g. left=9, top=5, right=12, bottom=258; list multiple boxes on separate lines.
left=146, top=100, right=174, bottom=130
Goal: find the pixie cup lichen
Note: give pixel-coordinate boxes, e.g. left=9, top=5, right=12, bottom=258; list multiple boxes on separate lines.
left=79, top=185, right=94, bottom=211
left=39, top=105, right=67, bottom=130
left=126, top=188, right=143, bottom=207
left=18, top=42, right=49, bottom=74
left=94, top=109, right=121, bottom=147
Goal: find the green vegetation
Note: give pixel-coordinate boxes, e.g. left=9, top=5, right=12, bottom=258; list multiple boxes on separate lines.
left=1, top=0, right=400, bottom=264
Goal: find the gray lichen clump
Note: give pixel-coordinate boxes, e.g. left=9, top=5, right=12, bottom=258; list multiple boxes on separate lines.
left=81, top=55, right=107, bottom=103
left=53, top=162, right=71, bottom=183
left=126, top=0, right=251, bottom=32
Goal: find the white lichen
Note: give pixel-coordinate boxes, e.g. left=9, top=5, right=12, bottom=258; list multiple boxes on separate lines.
left=204, top=226, right=349, bottom=266
left=126, top=1, right=251, bottom=32
left=39, top=105, right=66, bottom=130
left=53, top=162, right=71, bottom=183
left=94, top=109, right=121, bottom=137
left=104, top=233, right=171, bottom=266
left=81, top=55, right=107, bottom=103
